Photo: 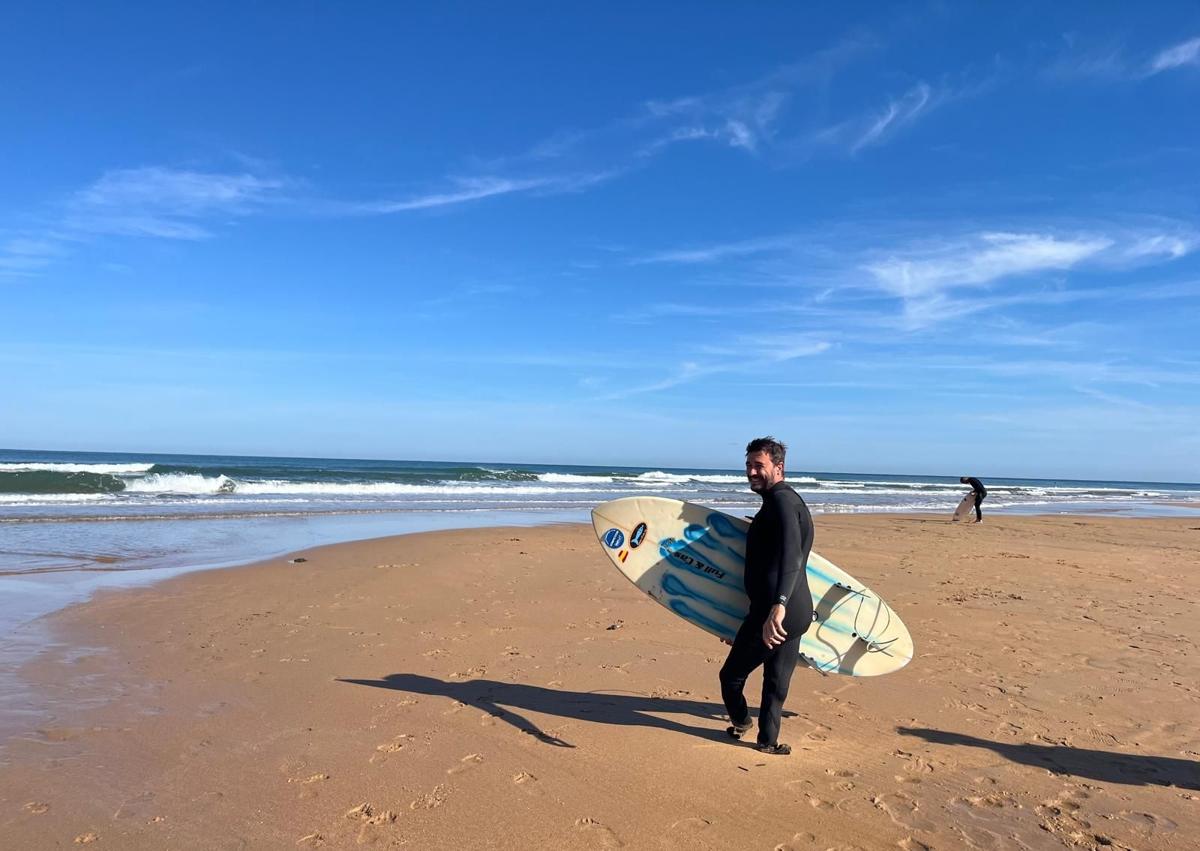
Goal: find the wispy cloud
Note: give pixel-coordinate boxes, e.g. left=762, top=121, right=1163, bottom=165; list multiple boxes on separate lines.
left=0, top=236, right=62, bottom=275
left=631, top=234, right=795, bottom=265
left=594, top=333, right=830, bottom=401
left=863, top=232, right=1110, bottom=298
left=1048, top=34, right=1200, bottom=80
left=629, top=221, right=1198, bottom=334
left=862, top=228, right=1197, bottom=327
left=401, top=40, right=887, bottom=213
left=1, top=166, right=286, bottom=277
left=808, top=80, right=949, bottom=155
left=1148, top=36, right=1200, bottom=75
left=349, top=176, right=552, bottom=213
left=347, top=168, right=629, bottom=214
left=66, top=166, right=283, bottom=239
left=640, top=88, right=792, bottom=156
left=850, top=83, right=934, bottom=153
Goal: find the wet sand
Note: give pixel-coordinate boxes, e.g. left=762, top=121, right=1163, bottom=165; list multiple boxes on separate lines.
left=1, top=515, right=1198, bottom=849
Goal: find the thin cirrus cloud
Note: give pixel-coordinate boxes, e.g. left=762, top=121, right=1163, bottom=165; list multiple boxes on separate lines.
left=65, top=166, right=284, bottom=239
left=862, top=232, right=1112, bottom=299
left=343, top=169, right=627, bottom=214
left=0, top=237, right=62, bottom=275
left=1050, top=34, right=1200, bottom=80
left=0, top=166, right=286, bottom=276
left=346, top=176, right=553, bottom=214
left=593, top=334, right=831, bottom=401
left=627, top=223, right=1197, bottom=333
left=631, top=234, right=796, bottom=266
left=862, top=229, right=1196, bottom=300
left=807, top=81, right=940, bottom=156
left=860, top=228, right=1196, bottom=327
left=432, top=40, right=954, bottom=207
left=1148, top=35, right=1200, bottom=75
left=850, top=83, right=935, bottom=153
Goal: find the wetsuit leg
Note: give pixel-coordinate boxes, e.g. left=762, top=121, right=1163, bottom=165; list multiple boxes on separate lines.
left=719, top=617, right=768, bottom=727
left=974, top=493, right=984, bottom=522
left=758, top=633, right=802, bottom=746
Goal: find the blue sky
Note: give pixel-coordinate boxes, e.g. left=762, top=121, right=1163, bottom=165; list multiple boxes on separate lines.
left=2, top=3, right=1199, bottom=481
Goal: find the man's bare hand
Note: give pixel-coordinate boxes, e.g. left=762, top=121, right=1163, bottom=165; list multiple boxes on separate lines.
left=762, top=604, right=787, bottom=648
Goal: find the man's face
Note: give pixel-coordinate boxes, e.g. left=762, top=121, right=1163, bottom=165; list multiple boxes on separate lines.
left=746, top=450, right=785, bottom=493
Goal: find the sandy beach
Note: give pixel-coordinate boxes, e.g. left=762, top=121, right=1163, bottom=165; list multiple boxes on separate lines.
left=1, top=514, right=1198, bottom=850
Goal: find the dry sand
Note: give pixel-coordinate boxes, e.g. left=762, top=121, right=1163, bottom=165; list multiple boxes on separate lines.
left=1, top=515, right=1198, bottom=850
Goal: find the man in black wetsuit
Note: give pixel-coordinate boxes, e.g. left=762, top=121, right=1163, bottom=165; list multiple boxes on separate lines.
left=719, top=436, right=814, bottom=756
left=960, top=476, right=987, bottom=523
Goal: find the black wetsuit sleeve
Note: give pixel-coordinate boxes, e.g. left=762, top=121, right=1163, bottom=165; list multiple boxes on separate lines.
left=772, top=493, right=813, bottom=607
left=967, top=477, right=986, bottom=497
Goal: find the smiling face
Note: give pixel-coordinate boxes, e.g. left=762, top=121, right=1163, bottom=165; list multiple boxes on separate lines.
left=745, top=450, right=785, bottom=494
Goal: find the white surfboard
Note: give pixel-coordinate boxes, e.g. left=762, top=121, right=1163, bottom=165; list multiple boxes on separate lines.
left=952, top=491, right=975, bottom=522
left=591, top=496, right=913, bottom=677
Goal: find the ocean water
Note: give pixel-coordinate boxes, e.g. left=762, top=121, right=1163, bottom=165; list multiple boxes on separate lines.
left=3, top=447, right=1199, bottom=632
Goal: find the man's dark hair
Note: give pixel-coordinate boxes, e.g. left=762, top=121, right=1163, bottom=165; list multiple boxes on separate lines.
left=746, top=436, right=786, bottom=466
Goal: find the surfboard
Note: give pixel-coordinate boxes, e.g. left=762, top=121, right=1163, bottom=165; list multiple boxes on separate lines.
left=952, top=491, right=975, bottom=522
left=591, top=496, right=913, bottom=677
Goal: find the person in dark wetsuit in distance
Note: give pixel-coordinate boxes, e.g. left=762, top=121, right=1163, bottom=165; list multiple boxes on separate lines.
left=719, top=436, right=814, bottom=756
left=960, top=476, right=987, bottom=523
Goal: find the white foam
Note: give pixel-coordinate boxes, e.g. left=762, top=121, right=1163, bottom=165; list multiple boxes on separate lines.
left=632, top=471, right=691, bottom=483
left=124, top=473, right=236, bottom=494
left=538, top=473, right=615, bottom=484
left=0, top=493, right=115, bottom=505
left=232, top=481, right=611, bottom=496
left=0, top=462, right=155, bottom=474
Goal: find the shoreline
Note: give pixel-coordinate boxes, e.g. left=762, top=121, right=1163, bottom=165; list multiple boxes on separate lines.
left=2, top=514, right=1198, bottom=848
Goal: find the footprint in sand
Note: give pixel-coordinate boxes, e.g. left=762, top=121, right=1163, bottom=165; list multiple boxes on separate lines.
left=447, top=753, right=484, bottom=774
left=288, top=773, right=330, bottom=784
left=773, top=833, right=817, bottom=851
left=1036, top=791, right=1094, bottom=842
left=410, top=784, right=450, bottom=810
left=23, top=802, right=50, bottom=814
left=661, top=817, right=713, bottom=849
left=892, top=749, right=936, bottom=773
left=510, top=771, right=542, bottom=796
left=370, top=735, right=413, bottom=764
left=822, top=769, right=859, bottom=794
left=575, top=817, right=624, bottom=848
left=73, top=834, right=99, bottom=845
left=871, top=792, right=937, bottom=832
left=345, top=803, right=398, bottom=825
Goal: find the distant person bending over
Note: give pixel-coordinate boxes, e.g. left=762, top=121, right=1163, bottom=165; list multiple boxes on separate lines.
left=960, top=476, right=987, bottom=523
left=719, top=436, right=814, bottom=756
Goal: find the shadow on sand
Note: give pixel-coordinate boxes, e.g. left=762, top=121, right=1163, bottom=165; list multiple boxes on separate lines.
left=898, top=726, right=1200, bottom=790
left=339, top=674, right=782, bottom=748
